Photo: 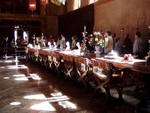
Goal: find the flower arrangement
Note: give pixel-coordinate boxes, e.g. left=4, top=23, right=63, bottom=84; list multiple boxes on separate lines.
left=89, top=31, right=105, bottom=47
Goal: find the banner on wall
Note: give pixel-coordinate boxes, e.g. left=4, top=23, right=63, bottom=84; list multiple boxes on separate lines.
left=51, top=0, right=61, bottom=6
left=58, top=0, right=66, bottom=5
left=51, top=0, right=66, bottom=6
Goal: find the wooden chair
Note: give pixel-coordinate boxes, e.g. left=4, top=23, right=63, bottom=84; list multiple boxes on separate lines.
left=90, top=59, right=126, bottom=101
left=89, top=59, right=110, bottom=94
left=38, top=50, right=48, bottom=68
left=33, top=49, right=39, bottom=63
left=61, top=54, right=74, bottom=80
left=51, top=52, right=61, bottom=76
left=27, top=48, right=38, bottom=62
left=74, top=56, right=90, bottom=88
left=47, top=52, right=53, bottom=70
left=38, top=50, right=44, bottom=67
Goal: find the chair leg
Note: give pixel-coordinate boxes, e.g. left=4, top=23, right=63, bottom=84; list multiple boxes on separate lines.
left=104, top=85, right=111, bottom=101
left=115, top=86, right=123, bottom=101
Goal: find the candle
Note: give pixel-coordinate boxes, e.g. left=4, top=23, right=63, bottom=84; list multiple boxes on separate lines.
left=84, top=26, right=86, bottom=32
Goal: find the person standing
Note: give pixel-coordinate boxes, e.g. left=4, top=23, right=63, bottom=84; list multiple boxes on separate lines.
left=31, top=34, right=36, bottom=46
left=71, top=36, right=77, bottom=50
left=114, top=37, right=122, bottom=55
left=133, top=31, right=144, bottom=59
left=104, top=30, right=113, bottom=54
left=122, top=33, right=133, bottom=54
left=3, top=37, right=9, bottom=57
left=40, top=33, right=46, bottom=47
left=60, top=34, right=66, bottom=50
left=3, top=37, right=9, bottom=47
left=143, top=33, right=150, bottom=57
left=56, top=36, right=60, bottom=49
left=16, top=36, right=21, bottom=47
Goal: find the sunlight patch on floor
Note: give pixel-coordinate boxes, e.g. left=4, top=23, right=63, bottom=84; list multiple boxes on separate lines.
left=30, top=101, right=56, bottom=111
left=10, top=102, right=21, bottom=106
left=12, top=74, right=26, bottom=77
left=58, top=101, right=77, bottom=109
left=13, top=74, right=29, bottom=81
left=0, top=65, right=28, bottom=70
left=51, top=92, right=63, bottom=97
left=24, top=94, right=47, bottom=100
left=15, top=77, right=29, bottom=81
left=28, top=73, right=41, bottom=80
left=3, top=77, right=10, bottom=80
left=7, top=65, right=28, bottom=69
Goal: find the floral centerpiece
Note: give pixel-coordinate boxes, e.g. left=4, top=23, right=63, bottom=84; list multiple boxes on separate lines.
left=89, top=31, right=105, bottom=52
left=90, top=32, right=101, bottom=46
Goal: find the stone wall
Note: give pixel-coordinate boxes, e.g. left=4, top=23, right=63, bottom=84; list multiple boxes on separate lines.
left=94, top=0, right=150, bottom=41
left=66, top=0, right=150, bottom=41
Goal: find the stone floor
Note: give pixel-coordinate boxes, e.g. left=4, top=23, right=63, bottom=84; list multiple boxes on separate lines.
left=0, top=56, right=150, bottom=113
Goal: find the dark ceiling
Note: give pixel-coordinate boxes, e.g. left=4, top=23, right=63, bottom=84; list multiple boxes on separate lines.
left=0, top=0, right=40, bottom=14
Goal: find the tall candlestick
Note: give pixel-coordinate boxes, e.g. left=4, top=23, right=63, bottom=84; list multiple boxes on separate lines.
left=82, top=26, right=88, bottom=56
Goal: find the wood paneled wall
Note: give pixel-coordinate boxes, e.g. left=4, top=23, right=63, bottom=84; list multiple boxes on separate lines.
left=58, top=4, right=94, bottom=41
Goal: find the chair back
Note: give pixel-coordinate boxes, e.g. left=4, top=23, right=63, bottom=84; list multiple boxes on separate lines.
left=74, top=57, right=89, bottom=73
left=91, top=59, right=112, bottom=78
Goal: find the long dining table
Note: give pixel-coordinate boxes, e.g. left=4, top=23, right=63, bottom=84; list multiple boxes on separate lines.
left=26, top=47, right=150, bottom=82
left=95, top=57, right=150, bottom=74
left=26, top=47, right=150, bottom=79
left=26, top=47, right=150, bottom=103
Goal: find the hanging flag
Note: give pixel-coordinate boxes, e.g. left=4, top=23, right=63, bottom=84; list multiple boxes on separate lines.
left=51, top=0, right=61, bottom=6
left=51, top=0, right=66, bottom=6
left=58, top=0, right=66, bottom=5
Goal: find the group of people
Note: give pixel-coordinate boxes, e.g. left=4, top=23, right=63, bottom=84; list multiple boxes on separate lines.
left=114, top=31, right=150, bottom=59
left=31, top=33, right=67, bottom=50
left=0, top=35, right=28, bottom=57
left=85, top=30, right=150, bottom=59
left=0, top=36, right=26, bottom=48
left=30, top=30, right=150, bottom=59
left=77, top=30, right=149, bottom=59
left=31, top=33, right=47, bottom=47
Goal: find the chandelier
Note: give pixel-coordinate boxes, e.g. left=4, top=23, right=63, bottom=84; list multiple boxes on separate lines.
left=29, top=0, right=36, bottom=14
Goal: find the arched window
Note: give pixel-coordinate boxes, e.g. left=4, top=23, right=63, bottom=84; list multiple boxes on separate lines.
left=89, top=0, right=98, bottom=4
left=74, top=0, right=81, bottom=10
